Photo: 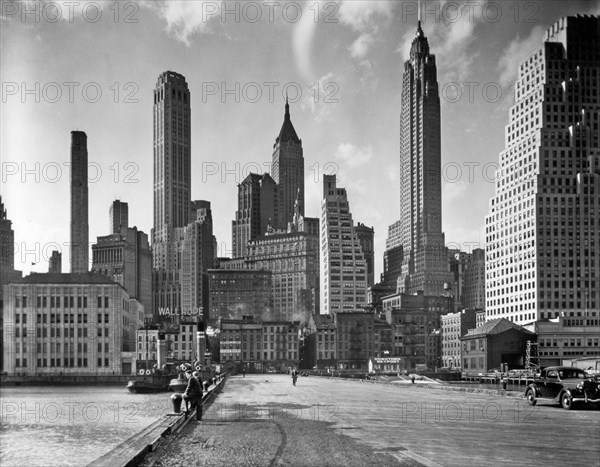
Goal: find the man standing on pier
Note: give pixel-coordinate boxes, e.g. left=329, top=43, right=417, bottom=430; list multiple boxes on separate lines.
left=183, top=369, right=203, bottom=421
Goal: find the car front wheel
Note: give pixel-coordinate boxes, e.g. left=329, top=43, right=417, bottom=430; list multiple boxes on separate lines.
left=525, top=388, right=537, bottom=406
left=561, top=392, right=573, bottom=410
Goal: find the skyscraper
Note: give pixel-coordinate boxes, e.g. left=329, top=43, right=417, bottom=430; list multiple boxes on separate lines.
left=152, top=71, right=192, bottom=315
left=320, top=175, right=368, bottom=314
left=485, top=16, right=600, bottom=323
left=48, top=251, right=62, bottom=273
left=397, top=21, right=453, bottom=296
left=231, top=173, right=277, bottom=258
left=70, top=131, right=89, bottom=273
left=0, top=195, right=14, bottom=270
left=110, top=200, right=129, bottom=235
left=181, top=200, right=215, bottom=321
left=272, top=99, right=304, bottom=229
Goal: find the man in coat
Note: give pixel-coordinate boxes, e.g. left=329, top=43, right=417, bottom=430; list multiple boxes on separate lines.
left=183, top=369, right=203, bottom=420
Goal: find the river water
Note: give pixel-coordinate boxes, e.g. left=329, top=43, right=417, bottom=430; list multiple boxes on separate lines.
left=0, top=385, right=172, bottom=467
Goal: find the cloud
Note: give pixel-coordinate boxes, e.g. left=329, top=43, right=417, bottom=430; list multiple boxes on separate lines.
left=292, top=2, right=318, bottom=81
left=497, top=25, right=545, bottom=88
left=349, top=33, right=374, bottom=59
left=340, top=0, right=394, bottom=61
left=357, top=59, right=378, bottom=91
left=334, top=143, right=374, bottom=168
left=338, top=0, right=394, bottom=32
left=300, top=72, right=336, bottom=122
left=143, top=1, right=220, bottom=47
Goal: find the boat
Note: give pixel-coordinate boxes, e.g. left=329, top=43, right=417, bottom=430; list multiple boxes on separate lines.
left=126, top=367, right=177, bottom=393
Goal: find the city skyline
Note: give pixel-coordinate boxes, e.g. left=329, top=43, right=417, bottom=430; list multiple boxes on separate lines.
left=3, top=1, right=599, bottom=280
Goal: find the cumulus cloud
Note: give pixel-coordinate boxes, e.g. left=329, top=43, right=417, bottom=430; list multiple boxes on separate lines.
left=497, top=25, right=545, bottom=88
left=335, top=143, right=374, bottom=168
left=143, top=1, right=220, bottom=47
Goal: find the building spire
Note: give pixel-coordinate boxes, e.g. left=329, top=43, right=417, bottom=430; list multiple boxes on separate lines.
left=285, top=92, right=290, bottom=120
left=416, top=0, right=424, bottom=36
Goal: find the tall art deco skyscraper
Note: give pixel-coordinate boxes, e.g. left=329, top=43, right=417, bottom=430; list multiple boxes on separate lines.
left=152, top=71, right=191, bottom=314
left=272, top=98, right=304, bottom=229
left=485, top=16, right=599, bottom=323
left=397, top=21, right=453, bottom=296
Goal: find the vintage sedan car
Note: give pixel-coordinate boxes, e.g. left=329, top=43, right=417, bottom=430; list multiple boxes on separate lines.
left=525, top=366, right=600, bottom=410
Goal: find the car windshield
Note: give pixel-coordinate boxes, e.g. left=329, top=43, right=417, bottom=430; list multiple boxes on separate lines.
left=558, top=369, right=586, bottom=379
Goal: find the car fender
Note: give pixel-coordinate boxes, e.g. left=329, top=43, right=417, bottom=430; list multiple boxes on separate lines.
left=557, top=388, right=572, bottom=402
left=526, top=383, right=541, bottom=398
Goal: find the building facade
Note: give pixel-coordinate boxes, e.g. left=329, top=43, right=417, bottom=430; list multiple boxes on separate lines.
left=3, top=273, right=144, bottom=375
left=208, top=269, right=272, bottom=323
left=91, top=225, right=152, bottom=319
left=535, top=314, right=600, bottom=368
left=334, top=311, right=374, bottom=369
left=463, top=248, right=486, bottom=311
left=485, top=16, right=600, bottom=323
left=460, top=318, right=535, bottom=376
left=382, top=292, right=449, bottom=369
left=441, top=308, right=477, bottom=369
left=320, top=175, right=368, bottom=314
left=219, top=318, right=300, bottom=373
left=245, top=229, right=319, bottom=324
left=397, top=21, right=453, bottom=296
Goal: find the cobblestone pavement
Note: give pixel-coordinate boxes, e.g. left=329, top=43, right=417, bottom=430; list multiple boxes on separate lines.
left=142, top=374, right=600, bottom=467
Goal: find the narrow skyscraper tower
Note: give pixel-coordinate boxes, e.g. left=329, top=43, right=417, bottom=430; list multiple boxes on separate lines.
left=272, top=98, right=304, bottom=229
left=397, top=21, right=453, bottom=296
left=152, top=71, right=191, bottom=316
left=110, top=200, right=129, bottom=234
left=70, top=130, right=89, bottom=273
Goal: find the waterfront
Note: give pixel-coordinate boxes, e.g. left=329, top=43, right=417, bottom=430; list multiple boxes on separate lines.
left=0, top=386, right=171, bottom=467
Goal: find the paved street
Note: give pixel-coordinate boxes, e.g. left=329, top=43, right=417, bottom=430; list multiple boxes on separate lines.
left=144, top=374, right=600, bottom=467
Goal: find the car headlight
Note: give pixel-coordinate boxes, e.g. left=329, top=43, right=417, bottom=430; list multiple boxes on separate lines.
left=577, top=383, right=584, bottom=390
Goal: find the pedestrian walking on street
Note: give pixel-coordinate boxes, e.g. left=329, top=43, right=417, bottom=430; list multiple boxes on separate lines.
left=242, top=368, right=246, bottom=378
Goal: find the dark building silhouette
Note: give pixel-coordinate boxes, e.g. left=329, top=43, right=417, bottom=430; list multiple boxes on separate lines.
left=110, top=200, right=129, bottom=235
left=232, top=173, right=277, bottom=258
left=355, top=223, right=375, bottom=287
left=272, top=98, right=304, bottom=229
left=70, top=131, right=89, bottom=273
left=48, top=251, right=62, bottom=273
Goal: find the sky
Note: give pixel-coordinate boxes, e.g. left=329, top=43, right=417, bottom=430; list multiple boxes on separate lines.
left=2, top=0, right=599, bottom=280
